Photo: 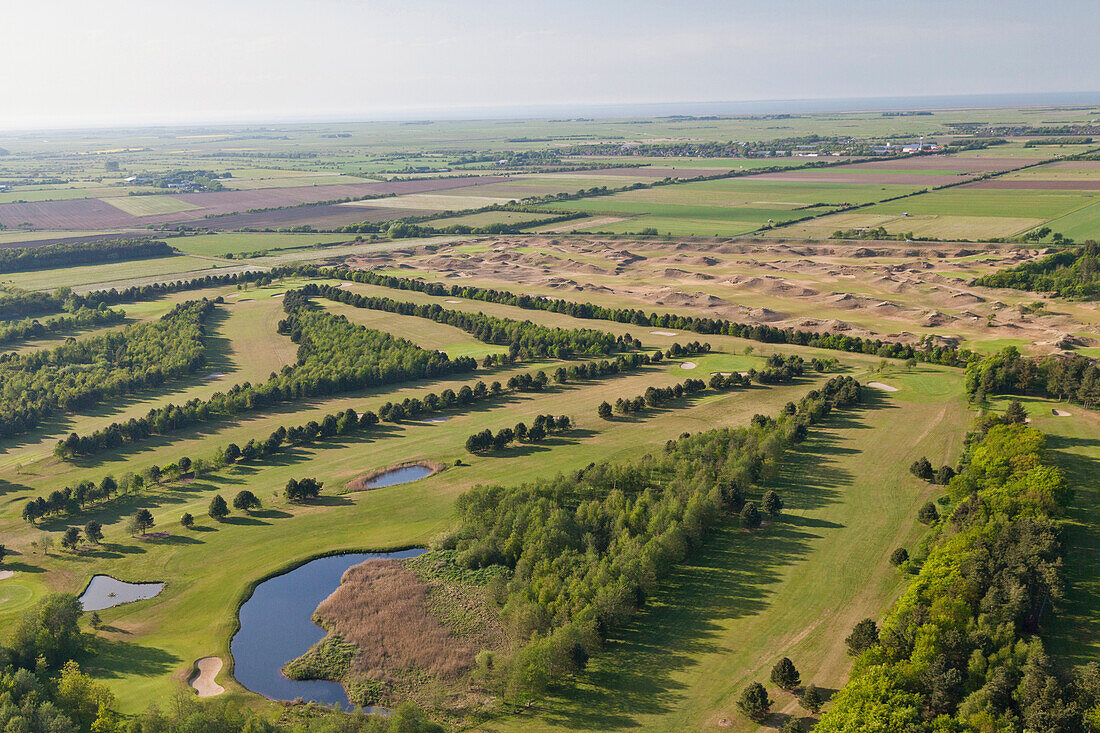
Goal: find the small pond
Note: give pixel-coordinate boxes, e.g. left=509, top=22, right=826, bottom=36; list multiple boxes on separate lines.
left=362, top=464, right=435, bottom=489
left=231, top=549, right=426, bottom=707
left=79, top=575, right=164, bottom=611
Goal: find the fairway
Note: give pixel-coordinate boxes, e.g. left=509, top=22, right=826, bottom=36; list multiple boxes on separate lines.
left=483, top=367, right=969, bottom=732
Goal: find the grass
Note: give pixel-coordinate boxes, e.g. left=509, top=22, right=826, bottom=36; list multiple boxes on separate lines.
left=168, top=232, right=356, bottom=257
left=483, top=366, right=970, bottom=732
left=101, top=196, right=200, bottom=217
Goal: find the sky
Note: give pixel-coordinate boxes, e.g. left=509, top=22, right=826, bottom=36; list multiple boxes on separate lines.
left=2, top=0, right=1098, bottom=129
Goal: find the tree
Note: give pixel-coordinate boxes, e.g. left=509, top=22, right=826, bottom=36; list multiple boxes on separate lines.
left=780, top=719, right=805, bottom=733
left=224, top=443, right=241, bottom=463
left=800, top=683, right=822, bottom=714
left=917, top=501, right=939, bottom=525
left=9, top=593, right=83, bottom=669
left=61, top=527, right=82, bottom=551
left=233, top=490, right=261, bottom=513
left=737, top=682, right=772, bottom=722
left=909, top=457, right=934, bottom=481
left=740, top=501, right=762, bottom=529
left=208, top=495, right=229, bottom=521
left=845, top=618, right=879, bottom=656
left=180, top=512, right=194, bottom=529
left=771, top=657, right=801, bottom=690
left=1005, top=398, right=1029, bottom=424
left=285, top=477, right=322, bottom=503
left=934, top=464, right=956, bottom=485
left=83, top=521, right=103, bottom=544
left=597, top=401, right=612, bottom=419
left=133, top=509, right=155, bottom=535
left=890, top=547, right=909, bottom=566
left=763, top=490, right=784, bottom=516
left=0, top=543, right=4, bottom=565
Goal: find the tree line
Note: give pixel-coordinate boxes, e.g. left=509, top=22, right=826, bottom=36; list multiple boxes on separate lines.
left=0, top=238, right=173, bottom=274
left=308, top=283, right=632, bottom=360
left=39, top=357, right=659, bottom=520
left=0, top=299, right=213, bottom=439
left=436, top=375, right=863, bottom=698
left=465, top=414, right=571, bottom=453
left=965, top=345, right=1100, bottom=409
left=53, top=290, right=478, bottom=458
left=974, top=241, right=1100, bottom=298
left=305, top=265, right=968, bottom=366
left=815, top=411, right=1095, bottom=731
left=0, top=303, right=125, bottom=346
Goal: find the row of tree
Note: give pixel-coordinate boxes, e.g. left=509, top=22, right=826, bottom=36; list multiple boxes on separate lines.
left=465, top=414, right=571, bottom=453
left=39, top=358, right=654, bottom=521
left=598, top=377, right=709, bottom=417
left=54, top=290, right=479, bottom=457
left=306, top=265, right=968, bottom=366
left=0, top=303, right=126, bottom=346
left=437, top=375, right=863, bottom=698
left=0, top=299, right=213, bottom=439
left=309, top=283, right=632, bottom=360
left=0, top=238, right=173, bottom=274
left=816, top=411, right=1093, bottom=731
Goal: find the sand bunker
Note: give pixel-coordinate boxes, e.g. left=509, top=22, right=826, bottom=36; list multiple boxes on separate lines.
left=1052, top=409, right=1071, bottom=417
left=711, top=371, right=734, bottom=376
left=0, top=571, right=14, bottom=580
left=868, top=382, right=899, bottom=392
left=201, top=373, right=227, bottom=380
left=424, top=416, right=450, bottom=423
left=680, top=361, right=697, bottom=370
left=271, top=293, right=285, bottom=298
left=650, top=330, right=678, bottom=336
left=189, top=657, right=224, bottom=697
left=444, top=299, right=462, bottom=303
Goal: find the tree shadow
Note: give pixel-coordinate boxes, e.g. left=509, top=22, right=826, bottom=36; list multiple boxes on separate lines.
left=86, top=637, right=180, bottom=680
left=222, top=515, right=270, bottom=527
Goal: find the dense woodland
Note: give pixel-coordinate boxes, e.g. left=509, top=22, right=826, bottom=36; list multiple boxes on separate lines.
left=816, top=411, right=1099, bottom=731
left=974, top=242, right=1100, bottom=298
left=0, top=303, right=125, bottom=346
left=965, top=346, right=1100, bottom=408
left=435, top=375, right=862, bottom=699
left=0, top=239, right=173, bottom=274
left=0, top=300, right=212, bottom=439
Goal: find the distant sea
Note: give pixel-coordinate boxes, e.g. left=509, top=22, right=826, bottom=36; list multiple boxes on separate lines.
left=364, top=92, right=1100, bottom=122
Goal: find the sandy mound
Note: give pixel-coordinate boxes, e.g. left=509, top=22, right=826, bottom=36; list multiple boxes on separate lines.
left=650, top=330, right=678, bottom=336
left=0, top=571, right=14, bottom=580
left=1052, top=409, right=1071, bottom=417
left=190, top=657, right=224, bottom=697
left=680, top=362, right=697, bottom=370
left=867, top=382, right=899, bottom=392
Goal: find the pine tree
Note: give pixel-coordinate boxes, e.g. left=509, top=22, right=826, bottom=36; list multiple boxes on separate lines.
left=208, top=495, right=229, bottom=521
left=740, top=501, right=762, bottom=529
left=763, top=490, right=784, bottom=516
left=800, top=683, right=822, bottom=714
left=737, top=682, right=772, bottom=722
left=1004, top=399, right=1029, bottom=424
left=771, top=657, right=800, bottom=690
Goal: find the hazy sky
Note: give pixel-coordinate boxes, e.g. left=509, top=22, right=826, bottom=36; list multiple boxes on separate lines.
left=3, top=0, right=1098, bottom=129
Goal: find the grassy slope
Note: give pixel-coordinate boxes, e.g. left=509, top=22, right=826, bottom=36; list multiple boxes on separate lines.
left=484, top=366, right=970, bottom=733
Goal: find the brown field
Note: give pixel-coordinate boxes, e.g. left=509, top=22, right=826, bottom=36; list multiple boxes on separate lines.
left=748, top=171, right=963, bottom=185
left=0, top=177, right=508, bottom=230
left=851, top=156, right=1039, bottom=172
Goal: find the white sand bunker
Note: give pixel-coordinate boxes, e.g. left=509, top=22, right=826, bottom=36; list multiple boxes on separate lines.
left=0, top=571, right=14, bottom=580
left=190, top=657, right=225, bottom=697
left=650, top=330, right=678, bottom=336
left=271, top=293, right=285, bottom=298
left=680, top=361, right=697, bottom=370
left=1052, top=409, right=1071, bottom=417
left=444, top=299, right=462, bottom=303
left=868, top=382, right=899, bottom=392
left=711, top=371, right=734, bottom=376
left=201, top=373, right=227, bottom=380
left=424, top=416, right=450, bottom=423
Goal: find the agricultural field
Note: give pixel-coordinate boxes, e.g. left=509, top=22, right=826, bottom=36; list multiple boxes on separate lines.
left=0, top=105, right=1097, bottom=733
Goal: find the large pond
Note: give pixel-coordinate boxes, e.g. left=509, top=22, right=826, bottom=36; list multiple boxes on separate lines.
left=361, top=464, right=435, bottom=489
left=231, top=549, right=426, bottom=707
left=79, top=575, right=164, bottom=611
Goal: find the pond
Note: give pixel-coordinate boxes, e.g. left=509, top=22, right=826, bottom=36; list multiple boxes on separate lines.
left=231, top=549, right=426, bottom=707
left=361, top=464, right=435, bottom=489
left=79, top=575, right=164, bottom=611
